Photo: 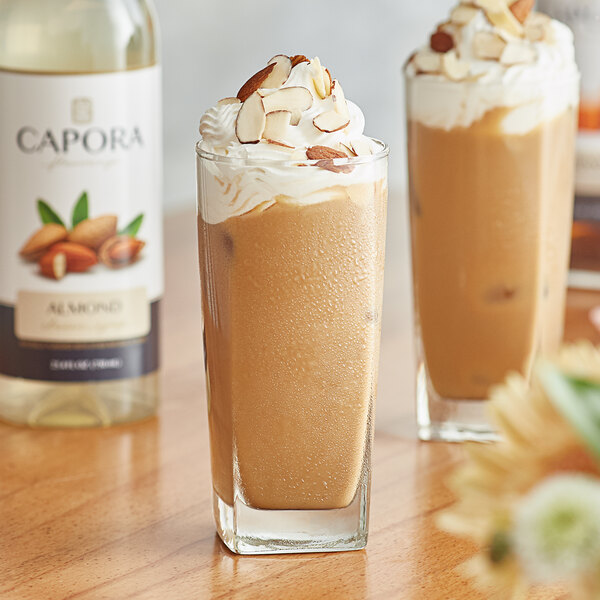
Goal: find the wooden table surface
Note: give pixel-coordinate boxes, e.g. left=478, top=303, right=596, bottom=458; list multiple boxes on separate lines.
left=1, top=210, right=599, bottom=600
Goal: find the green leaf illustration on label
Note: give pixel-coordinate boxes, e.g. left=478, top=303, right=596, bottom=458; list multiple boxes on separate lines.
left=71, top=191, right=89, bottom=228
left=37, top=199, right=65, bottom=227
left=119, top=213, right=144, bottom=237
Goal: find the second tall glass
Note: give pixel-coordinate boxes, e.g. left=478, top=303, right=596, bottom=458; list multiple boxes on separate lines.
left=406, top=75, right=579, bottom=442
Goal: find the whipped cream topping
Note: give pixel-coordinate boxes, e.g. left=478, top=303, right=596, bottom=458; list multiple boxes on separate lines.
left=200, top=60, right=373, bottom=158
left=405, top=3, right=579, bottom=133
left=197, top=56, right=385, bottom=224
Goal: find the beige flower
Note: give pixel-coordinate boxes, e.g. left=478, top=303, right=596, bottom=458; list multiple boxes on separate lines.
left=438, top=342, right=600, bottom=599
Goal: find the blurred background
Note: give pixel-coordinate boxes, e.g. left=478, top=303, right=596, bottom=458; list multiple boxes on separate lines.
left=154, top=0, right=455, bottom=424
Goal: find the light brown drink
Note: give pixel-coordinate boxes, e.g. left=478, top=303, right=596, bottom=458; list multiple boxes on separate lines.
left=408, top=108, right=576, bottom=400
left=198, top=181, right=386, bottom=511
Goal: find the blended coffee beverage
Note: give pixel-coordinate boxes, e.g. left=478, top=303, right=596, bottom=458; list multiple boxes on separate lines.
left=196, top=54, right=387, bottom=553
left=405, top=1, right=579, bottom=439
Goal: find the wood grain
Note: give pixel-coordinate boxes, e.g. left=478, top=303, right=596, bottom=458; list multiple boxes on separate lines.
left=0, top=210, right=598, bottom=600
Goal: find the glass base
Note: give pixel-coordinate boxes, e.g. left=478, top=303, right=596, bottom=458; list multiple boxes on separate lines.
left=416, top=363, right=499, bottom=443
left=213, top=485, right=369, bottom=555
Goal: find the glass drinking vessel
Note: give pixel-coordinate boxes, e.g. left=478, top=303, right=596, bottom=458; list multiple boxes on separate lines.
left=196, top=141, right=388, bottom=554
left=406, top=75, right=579, bottom=442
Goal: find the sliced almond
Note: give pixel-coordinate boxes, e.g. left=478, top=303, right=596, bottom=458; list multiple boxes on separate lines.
left=310, top=57, right=327, bottom=99
left=262, top=86, right=313, bottom=114
left=235, top=92, right=266, bottom=144
left=524, top=13, right=552, bottom=42
left=441, top=50, right=470, bottom=81
left=404, top=51, right=418, bottom=70
left=350, top=138, right=373, bottom=156
left=465, top=71, right=487, bottom=82
left=263, top=139, right=294, bottom=149
left=450, top=4, right=480, bottom=25
left=217, top=97, right=241, bottom=106
left=313, top=111, right=350, bottom=133
left=306, top=145, right=353, bottom=174
left=413, top=51, right=442, bottom=74
left=264, top=55, right=293, bottom=89
left=500, top=42, right=536, bottom=65
left=263, top=110, right=292, bottom=142
left=237, top=63, right=276, bottom=102
left=474, top=0, right=524, bottom=37
left=509, top=0, right=534, bottom=24
left=340, top=142, right=357, bottom=157
left=438, top=21, right=462, bottom=47
left=289, top=110, right=302, bottom=126
left=290, top=54, right=309, bottom=67
left=430, top=30, right=454, bottom=53
left=331, top=80, right=350, bottom=120
left=307, top=146, right=347, bottom=160
left=473, top=31, right=507, bottom=60
left=324, top=68, right=332, bottom=96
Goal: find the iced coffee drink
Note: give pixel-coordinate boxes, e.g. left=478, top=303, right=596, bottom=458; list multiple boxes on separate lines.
left=196, top=55, right=387, bottom=553
left=405, top=1, right=579, bottom=440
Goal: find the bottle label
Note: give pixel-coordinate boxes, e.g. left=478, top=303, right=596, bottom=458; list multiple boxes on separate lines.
left=0, top=67, right=162, bottom=382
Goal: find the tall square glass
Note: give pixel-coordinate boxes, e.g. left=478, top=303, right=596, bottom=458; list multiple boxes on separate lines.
left=196, top=141, right=388, bottom=553
left=406, top=75, right=579, bottom=442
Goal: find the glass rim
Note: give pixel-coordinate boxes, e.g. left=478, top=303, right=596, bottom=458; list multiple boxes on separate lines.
left=404, top=71, right=581, bottom=90
left=195, top=137, right=389, bottom=167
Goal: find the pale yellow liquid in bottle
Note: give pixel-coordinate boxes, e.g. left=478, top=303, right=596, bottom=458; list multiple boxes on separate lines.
left=0, top=0, right=160, bottom=427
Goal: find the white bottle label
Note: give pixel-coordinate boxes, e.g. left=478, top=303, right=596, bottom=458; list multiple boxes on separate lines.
left=0, top=67, right=162, bottom=382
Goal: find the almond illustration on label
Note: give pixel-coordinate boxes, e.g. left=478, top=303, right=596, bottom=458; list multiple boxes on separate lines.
left=19, top=223, right=68, bottom=261
left=99, top=236, right=145, bottom=269
left=39, top=251, right=67, bottom=280
left=46, top=242, right=98, bottom=272
left=19, top=191, right=146, bottom=280
left=68, top=215, right=117, bottom=250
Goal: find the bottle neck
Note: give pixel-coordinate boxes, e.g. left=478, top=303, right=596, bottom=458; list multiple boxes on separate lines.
left=0, top=0, right=158, bottom=74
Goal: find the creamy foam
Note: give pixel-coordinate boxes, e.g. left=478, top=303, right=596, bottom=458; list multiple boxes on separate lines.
left=198, top=153, right=386, bottom=225
left=197, top=57, right=384, bottom=224
left=405, top=8, right=579, bottom=133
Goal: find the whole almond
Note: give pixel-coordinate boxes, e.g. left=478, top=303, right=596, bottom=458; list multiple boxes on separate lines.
left=39, top=251, right=67, bottom=280
left=99, top=236, right=145, bottom=269
left=20, top=223, right=68, bottom=262
left=49, top=242, right=98, bottom=272
left=68, top=215, right=117, bottom=250
left=237, top=63, right=276, bottom=102
left=510, top=0, right=535, bottom=23
left=431, top=31, right=455, bottom=53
